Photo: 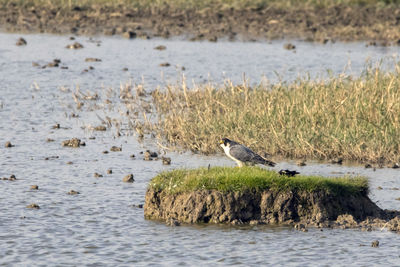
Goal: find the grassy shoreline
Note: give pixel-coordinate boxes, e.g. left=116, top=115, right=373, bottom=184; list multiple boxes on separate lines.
left=149, top=166, right=369, bottom=196
left=130, top=66, right=400, bottom=164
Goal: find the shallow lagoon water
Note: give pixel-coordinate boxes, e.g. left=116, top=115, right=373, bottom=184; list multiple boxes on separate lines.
left=1, top=33, right=400, bottom=266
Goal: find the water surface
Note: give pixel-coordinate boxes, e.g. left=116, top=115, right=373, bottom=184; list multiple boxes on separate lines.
left=1, top=33, right=400, bottom=266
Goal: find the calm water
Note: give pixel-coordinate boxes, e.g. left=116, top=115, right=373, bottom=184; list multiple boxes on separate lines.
left=1, top=33, right=400, bottom=266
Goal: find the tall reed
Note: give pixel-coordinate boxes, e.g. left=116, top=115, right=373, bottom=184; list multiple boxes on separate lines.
left=131, top=66, right=400, bottom=164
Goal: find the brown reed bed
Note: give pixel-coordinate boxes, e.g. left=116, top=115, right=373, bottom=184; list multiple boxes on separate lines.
left=127, top=66, right=400, bottom=165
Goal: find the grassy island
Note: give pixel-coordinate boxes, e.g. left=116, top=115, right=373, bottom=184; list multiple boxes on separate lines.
left=150, top=167, right=368, bottom=196
left=144, top=167, right=384, bottom=225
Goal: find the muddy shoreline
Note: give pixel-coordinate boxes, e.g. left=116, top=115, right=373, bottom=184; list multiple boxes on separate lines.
left=144, top=187, right=400, bottom=232
left=2, top=2, right=400, bottom=44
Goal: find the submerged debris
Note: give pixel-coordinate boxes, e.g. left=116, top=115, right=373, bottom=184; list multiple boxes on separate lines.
left=26, top=203, right=40, bottom=209
left=330, top=158, right=343, bottom=165
left=297, top=160, right=307, bottom=166
left=371, top=240, right=379, bottom=247
left=61, top=138, right=85, bottom=147
left=5, top=141, right=14, bottom=148
left=123, top=174, right=135, bottom=183
left=123, top=31, right=137, bottom=39
left=294, top=223, right=308, bottom=232
left=365, top=163, right=373, bottom=168
left=2, top=174, right=16, bottom=181
left=162, top=157, right=171, bottom=165
left=154, top=45, right=167, bottom=50
left=85, top=57, right=102, bottom=62
left=94, top=125, right=107, bottom=131
left=144, top=150, right=158, bottom=160
left=166, top=217, right=180, bottom=227
left=52, top=123, right=61, bottom=129
left=283, top=43, right=296, bottom=50
left=110, top=146, right=122, bottom=152
left=16, top=37, right=27, bottom=46
left=66, top=42, right=84, bottom=49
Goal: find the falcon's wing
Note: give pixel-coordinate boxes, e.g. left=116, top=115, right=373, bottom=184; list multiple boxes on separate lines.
left=229, top=144, right=257, bottom=162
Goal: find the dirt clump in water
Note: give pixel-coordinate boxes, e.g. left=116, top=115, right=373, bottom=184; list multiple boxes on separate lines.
left=26, top=203, right=40, bottom=209
left=5, top=141, right=14, bottom=148
left=123, top=174, right=134, bottom=183
left=110, top=146, right=122, bottom=152
left=61, top=138, right=85, bottom=147
left=144, top=188, right=400, bottom=232
left=2, top=3, right=400, bottom=43
left=15, top=37, right=26, bottom=46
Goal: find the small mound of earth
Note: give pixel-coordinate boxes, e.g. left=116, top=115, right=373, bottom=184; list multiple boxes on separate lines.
left=144, top=188, right=400, bottom=232
left=61, top=138, right=85, bottom=147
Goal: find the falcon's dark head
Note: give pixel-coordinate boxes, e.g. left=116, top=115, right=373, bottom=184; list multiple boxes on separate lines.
left=219, top=138, right=232, bottom=147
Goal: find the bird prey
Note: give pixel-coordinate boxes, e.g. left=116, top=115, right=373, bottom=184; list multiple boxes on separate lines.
left=219, top=138, right=276, bottom=167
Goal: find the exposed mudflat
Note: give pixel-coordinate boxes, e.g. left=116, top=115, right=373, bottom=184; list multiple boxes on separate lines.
left=145, top=186, right=400, bottom=232
left=2, top=3, right=400, bottom=43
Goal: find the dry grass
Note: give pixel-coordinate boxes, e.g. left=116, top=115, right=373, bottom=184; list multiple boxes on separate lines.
left=128, top=66, right=400, bottom=164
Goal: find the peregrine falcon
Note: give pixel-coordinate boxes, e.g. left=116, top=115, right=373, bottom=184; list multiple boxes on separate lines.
left=219, top=138, right=276, bottom=167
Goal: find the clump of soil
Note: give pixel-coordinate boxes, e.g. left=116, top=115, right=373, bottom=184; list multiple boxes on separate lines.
left=66, top=42, right=84, bottom=49
left=16, top=37, right=26, bottom=46
left=5, top=141, right=14, bottom=148
left=26, top=203, right=40, bottom=209
left=144, top=188, right=400, bottom=232
left=2, top=174, right=16, bottom=181
left=94, top=125, right=107, bottom=131
left=144, top=150, right=158, bottom=161
left=162, top=157, right=171, bottom=165
left=123, top=174, right=134, bottom=183
left=61, top=138, right=85, bottom=147
left=110, top=146, right=122, bottom=152
left=67, top=190, right=80, bottom=195
left=85, top=57, right=101, bottom=62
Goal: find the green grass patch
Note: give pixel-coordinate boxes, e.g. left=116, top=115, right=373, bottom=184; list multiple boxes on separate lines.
left=149, top=166, right=368, bottom=196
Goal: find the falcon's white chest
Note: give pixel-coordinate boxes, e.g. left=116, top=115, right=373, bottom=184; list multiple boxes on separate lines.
left=220, top=144, right=244, bottom=167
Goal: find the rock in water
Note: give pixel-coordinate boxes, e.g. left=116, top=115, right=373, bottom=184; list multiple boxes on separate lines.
left=123, top=174, right=135, bottom=183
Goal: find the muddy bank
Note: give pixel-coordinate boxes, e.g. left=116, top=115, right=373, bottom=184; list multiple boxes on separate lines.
left=144, top=187, right=400, bottom=232
left=2, top=2, right=400, bottom=43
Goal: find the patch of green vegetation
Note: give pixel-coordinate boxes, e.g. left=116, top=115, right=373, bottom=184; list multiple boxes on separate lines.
left=149, top=166, right=368, bottom=196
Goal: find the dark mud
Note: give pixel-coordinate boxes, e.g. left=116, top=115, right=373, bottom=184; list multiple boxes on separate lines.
left=144, top=187, right=400, bottom=233
left=2, top=2, right=400, bottom=43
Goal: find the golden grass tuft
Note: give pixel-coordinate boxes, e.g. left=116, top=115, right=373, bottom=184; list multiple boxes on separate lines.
left=130, top=65, right=400, bottom=164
